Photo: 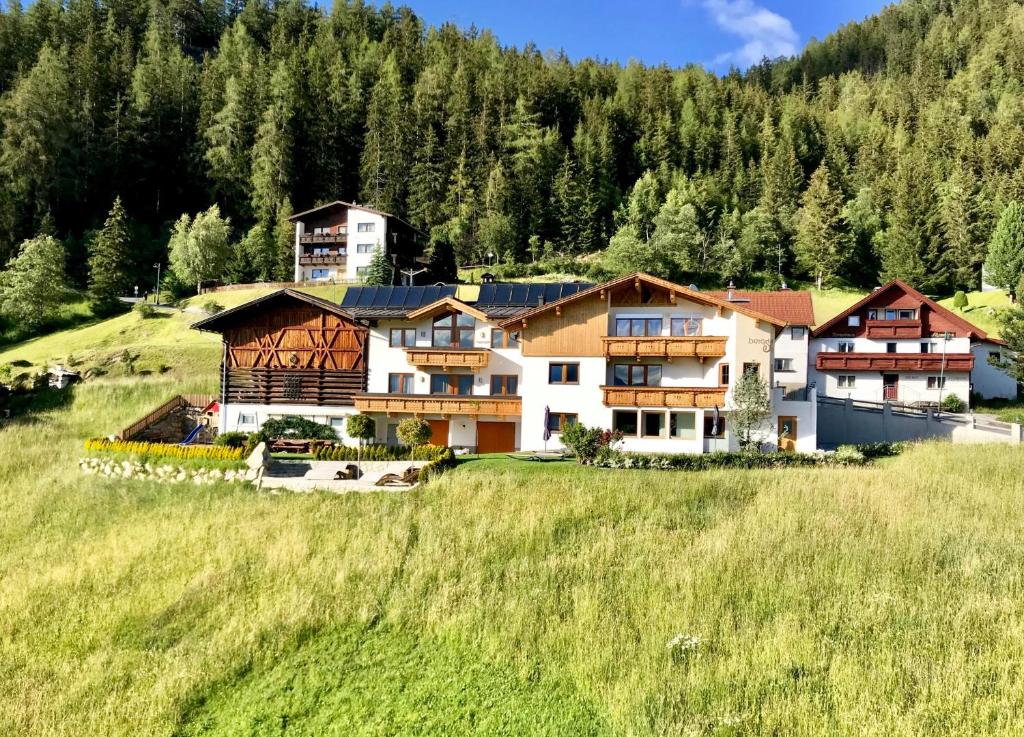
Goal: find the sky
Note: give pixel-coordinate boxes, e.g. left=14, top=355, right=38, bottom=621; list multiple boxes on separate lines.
left=382, top=0, right=892, bottom=70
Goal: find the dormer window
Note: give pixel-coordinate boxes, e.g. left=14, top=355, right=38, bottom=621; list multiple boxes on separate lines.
left=432, top=312, right=475, bottom=348
left=847, top=315, right=860, bottom=327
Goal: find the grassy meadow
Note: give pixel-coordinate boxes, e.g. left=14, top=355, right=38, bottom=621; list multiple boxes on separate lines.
left=1, top=288, right=1023, bottom=735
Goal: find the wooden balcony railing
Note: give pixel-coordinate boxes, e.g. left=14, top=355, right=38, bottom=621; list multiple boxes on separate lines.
left=816, top=352, right=974, bottom=372
left=299, top=232, right=347, bottom=245
left=865, top=319, right=922, bottom=339
left=353, top=393, right=521, bottom=417
left=601, top=386, right=727, bottom=408
left=299, top=254, right=347, bottom=266
left=602, top=336, right=727, bottom=360
left=404, top=348, right=490, bottom=370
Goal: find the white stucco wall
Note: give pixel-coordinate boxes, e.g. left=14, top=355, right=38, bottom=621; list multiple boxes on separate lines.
left=971, top=342, right=1017, bottom=400
left=221, top=402, right=361, bottom=446
left=345, top=210, right=388, bottom=281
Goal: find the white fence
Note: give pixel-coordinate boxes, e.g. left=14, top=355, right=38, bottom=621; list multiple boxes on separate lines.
left=817, top=395, right=1023, bottom=448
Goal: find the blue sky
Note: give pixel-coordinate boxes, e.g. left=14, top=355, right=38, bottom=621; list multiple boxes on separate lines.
left=384, top=0, right=891, bottom=70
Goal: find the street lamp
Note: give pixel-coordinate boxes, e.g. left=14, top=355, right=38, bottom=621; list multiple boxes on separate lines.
left=487, top=251, right=495, bottom=267
left=153, top=263, right=161, bottom=306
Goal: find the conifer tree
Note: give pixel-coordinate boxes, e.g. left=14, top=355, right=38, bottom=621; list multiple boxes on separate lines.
left=984, top=201, right=1024, bottom=300
left=364, top=245, right=392, bottom=286
left=87, top=197, right=133, bottom=315
left=250, top=59, right=297, bottom=224
left=794, top=166, right=851, bottom=289
left=359, top=53, right=406, bottom=214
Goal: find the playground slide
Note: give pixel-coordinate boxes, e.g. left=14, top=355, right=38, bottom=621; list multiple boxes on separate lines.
left=180, top=425, right=204, bottom=446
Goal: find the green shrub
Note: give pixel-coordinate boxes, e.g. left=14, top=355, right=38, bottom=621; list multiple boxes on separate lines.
left=201, top=299, right=224, bottom=315
left=941, top=393, right=965, bottom=413
left=133, top=302, right=157, bottom=319
left=396, top=418, right=431, bottom=446
left=952, top=291, right=968, bottom=311
left=214, top=431, right=250, bottom=448
left=313, top=443, right=448, bottom=462
left=560, top=423, right=623, bottom=464
left=593, top=449, right=869, bottom=471
left=255, top=417, right=337, bottom=443
left=853, top=441, right=909, bottom=459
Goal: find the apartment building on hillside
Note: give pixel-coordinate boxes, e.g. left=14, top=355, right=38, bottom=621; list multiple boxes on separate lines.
left=810, top=280, right=1015, bottom=406
left=193, top=274, right=820, bottom=454
left=289, top=201, right=423, bottom=284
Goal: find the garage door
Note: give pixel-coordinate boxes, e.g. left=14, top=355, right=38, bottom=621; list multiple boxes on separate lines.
left=428, top=420, right=449, bottom=446
left=477, top=422, right=516, bottom=454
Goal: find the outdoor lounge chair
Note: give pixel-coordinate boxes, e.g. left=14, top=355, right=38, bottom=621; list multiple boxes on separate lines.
left=375, top=466, right=421, bottom=487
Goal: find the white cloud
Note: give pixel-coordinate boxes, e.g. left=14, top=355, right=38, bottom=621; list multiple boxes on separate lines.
left=701, top=0, right=799, bottom=68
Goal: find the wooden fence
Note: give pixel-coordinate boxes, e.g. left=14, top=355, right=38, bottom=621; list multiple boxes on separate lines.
left=118, top=394, right=215, bottom=440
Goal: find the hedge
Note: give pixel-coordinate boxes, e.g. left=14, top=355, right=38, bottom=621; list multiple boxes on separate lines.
left=314, top=443, right=450, bottom=462
left=84, top=437, right=245, bottom=461
left=593, top=446, right=868, bottom=471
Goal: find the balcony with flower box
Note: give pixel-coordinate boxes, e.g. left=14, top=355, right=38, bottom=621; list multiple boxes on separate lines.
left=353, top=393, right=520, bottom=416
left=601, top=336, right=727, bottom=361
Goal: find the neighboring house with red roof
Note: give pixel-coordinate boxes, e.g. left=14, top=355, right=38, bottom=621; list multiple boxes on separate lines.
left=810, top=280, right=1015, bottom=406
left=709, top=285, right=816, bottom=400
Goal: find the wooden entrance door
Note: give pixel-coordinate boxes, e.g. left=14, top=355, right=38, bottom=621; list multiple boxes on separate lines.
left=883, top=374, right=899, bottom=401
left=428, top=420, right=450, bottom=446
left=777, top=416, right=797, bottom=453
left=477, top=421, right=516, bottom=454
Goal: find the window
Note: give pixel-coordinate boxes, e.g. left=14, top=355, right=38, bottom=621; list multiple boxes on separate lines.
left=990, top=351, right=1002, bottom=362
left=313, top=247, right=330, bottom=255
left=356, top=243, right=375, bottom=254
left=549, top=363, right=579, bottom=384
left=743, top=362, right=760, bottom=377
left=886, top=342, right=897, bottom=354
left=356, top=222, right=375, bottom=233
left=703, top=415, right=726, bottom=438
left=847, top=315, right=860, bottom=327
left=927, top=376, right=946, bottom=389
left=432, top=312, right=475, bottom=348
left=838, top=341, right=855, bottom=353
left=641, top=411, right=666, bottom=438
left=490, top=375, right=518, bottom=395
left=612, top=364, right=662, bottom=386
left=612, top=410, right=638, bottom=436
left=311, top=269, right=329, bottom=278
left=837, top=375, right=856, bottom=388
left=490, top=328, right=519, bottom=349
left=719, top=363, right=730, bottom=386
left=921, top=342, right=938, bottom=353
left=615, top=317, right=663, bottom=336
left=671, top=317, right=703, bottom=336
left=283, top=375, right=302, bottom=401
left=356, top=266, right=369, bottom=278
left=238, top=413, right=256, bottom=426
left=390, top=328, right=416, bottom=347
left=774, top=358, right=794, bottom=372
left=430, top=374, right=473, bottom=395
left=388, top=373, right=413, bottom=393
left=898, top=309, right=915, bottom=320
left=790, top=326, right=806, bottom=340
left=670, top=411, right=696, bottom=439
left=546, top=412, right=577, bottom=433
left=867, top=309, right=878, bottom=320
left=329, top=417, right=346, bottom=434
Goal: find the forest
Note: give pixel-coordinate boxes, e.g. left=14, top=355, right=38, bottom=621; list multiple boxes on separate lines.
left=2, top=0, right=1024, bottom=302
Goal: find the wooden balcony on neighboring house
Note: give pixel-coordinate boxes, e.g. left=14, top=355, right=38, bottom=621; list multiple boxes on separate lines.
left=404, top=348, right=490, bottom=370
left=816, top=352, right=974, bottom=372
left=601, top=336, right=728, bottom=361
left=353, top=393, right=521, bottom=417
left=865, top=319, right=923, bottom=339
left=298, top=253, right=347, bottom=266
left=299, top=231, right=347, bottom=245
left=601, top=386, right=728, bottom=408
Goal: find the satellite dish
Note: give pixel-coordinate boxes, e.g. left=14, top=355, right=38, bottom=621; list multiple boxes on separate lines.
left=688, top=284, right=699, bottom=291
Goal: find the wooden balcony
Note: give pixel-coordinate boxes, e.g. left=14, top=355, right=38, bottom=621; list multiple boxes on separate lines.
left=865, top=319, right=922, bottom=339
left=602, top=336, right=727, bottom=360
left=299, top=254, right=347, bottom=266
left=299, top=232, right=347, bottom=245
left=816, top=352, right=974, bottom=372
left=404, top=348, right=490, bottom=370
left=601, top=386, right=727, bottom=408
left=353, top=393, right=521, bottom=417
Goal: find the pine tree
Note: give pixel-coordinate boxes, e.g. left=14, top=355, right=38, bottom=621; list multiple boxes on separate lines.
left=984, top=201, right=1024, bottom=300
left=250, top=59, right=297, bottom=224
left=359, top=53, right=406, bottom=214
left=364, top=244, right=392, bottom=285
left=87, top=197, right=133, bottom=315
left=794, top=166, right=851, bottom=289
left=649, top=188, right=702, bottom=276
left=935, top=168, right=984, bottom=292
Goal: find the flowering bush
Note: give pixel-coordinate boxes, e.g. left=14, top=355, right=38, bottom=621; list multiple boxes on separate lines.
left=84, top=437, right=245, bottom=461
left=594, top=448, right=869, bottom=471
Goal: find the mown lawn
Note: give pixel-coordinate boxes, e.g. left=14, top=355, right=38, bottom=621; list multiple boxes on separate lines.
left=2, top=365, right=1024, bottom=735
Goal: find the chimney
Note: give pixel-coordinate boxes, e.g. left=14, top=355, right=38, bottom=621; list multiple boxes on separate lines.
left=537, top=295, right=545, bottom=306
left=727, top=279, right=735, bottom=301
left=780, top=280, right=789, bottom=290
